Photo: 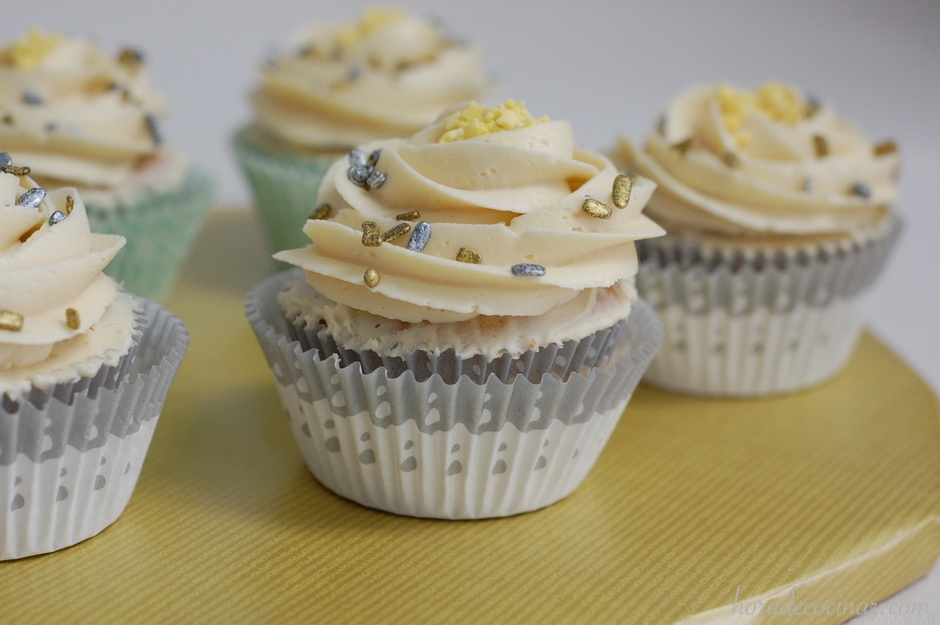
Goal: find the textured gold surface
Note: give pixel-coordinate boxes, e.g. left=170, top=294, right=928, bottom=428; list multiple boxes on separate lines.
left=1, top=210, right=937, bottom=624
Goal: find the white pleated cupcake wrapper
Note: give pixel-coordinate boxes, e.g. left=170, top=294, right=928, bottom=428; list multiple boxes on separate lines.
left=0, top=299, right=189, bottom=560
left=635, top=217, right=901, bottom=396
left=246, top=271, right=662, bottom=519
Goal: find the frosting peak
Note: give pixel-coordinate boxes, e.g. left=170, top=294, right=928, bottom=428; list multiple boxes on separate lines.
left=438, top=100, right=548, bottom=143
left=251, top=8, right=490, bottom=150
left=616, top=82, right=899, bottom=237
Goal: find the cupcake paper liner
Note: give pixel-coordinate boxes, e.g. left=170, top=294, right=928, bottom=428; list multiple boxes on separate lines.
left=232, top=126, right=339, bottom=256
left=636, top=217, right=901, bottom=396
left=1, top=298, right=189, bottom=560
left=85, top=168, right=214, bottom=302
left=246, top=271, right=662, bottom=519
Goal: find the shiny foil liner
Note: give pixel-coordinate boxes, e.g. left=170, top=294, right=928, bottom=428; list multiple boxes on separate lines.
left=0, top=299, right=189, bottom=560
left=636, top=217, right=901, bottom=397
left=246, top=271, right=662, bottom=519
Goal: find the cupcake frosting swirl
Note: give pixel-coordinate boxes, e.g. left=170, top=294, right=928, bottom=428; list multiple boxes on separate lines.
left=252, top=8, right=490, bottom=150
left=617, top=82, right=899, bottom=236
left=0, top=166, right=134, bottom=397
left=277, top=100, right=664, bottom=329
left=0, top=32, right=176, bottom=205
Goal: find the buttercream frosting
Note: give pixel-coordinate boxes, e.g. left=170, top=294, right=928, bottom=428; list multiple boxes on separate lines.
left=0, top=166, right=135, bottom=399
left=251, top=8, right=490, bottom=151
left=276, top=101, right=664, bottom=357
left=0, top=31, right=186, bottom=210
left=616, top=82, right=899, bottom=238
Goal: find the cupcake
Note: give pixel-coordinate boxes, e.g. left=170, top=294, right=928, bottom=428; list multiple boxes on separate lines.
left=1, top=161, right=189, bottom=559
left=246, top=100, right=665, bottom=519
left=614, top=82, right=900, bottom=396
left=0, top=31, right=214, bottom=301
left=233, top=7, right=490, bottom=255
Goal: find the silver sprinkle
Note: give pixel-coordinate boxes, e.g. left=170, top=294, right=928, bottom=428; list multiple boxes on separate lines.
left=0, top=152, right=11, bottom=167
left=407, top=221, right=431, bottom=252
left=145, top=113, right=161, bottom=145
left=367, top=149, right=382, bottom=168
left=17, top=187, right=46, bottom=208
left=348, top=65, right=361, bottom=81
left=348, top=165, right=370, bottom=186
left=48, top=210, right=67, bottom=225
left=46, top=122, right=59, bottom=132
left=511, top=263, right=546, bottom=277
left=366, top=169, right=387, bottom=189
left=850, top=182, right=872, bottom=199
left=349, top=148, right=367, bottom=168
left=22, top=90, right=44, bottom=106
left=802, top=177, right=813, bottom=193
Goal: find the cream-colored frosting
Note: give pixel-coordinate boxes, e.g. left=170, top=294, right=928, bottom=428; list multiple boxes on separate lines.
left=251, top=8, right=490, bottom=151
left=276, top=101, right=664, bottom=356
left=615, top=82, right=899, bottom=237
left=0, top=171, right=135, bottom=398
left=0, top=32, right=186, bottom=209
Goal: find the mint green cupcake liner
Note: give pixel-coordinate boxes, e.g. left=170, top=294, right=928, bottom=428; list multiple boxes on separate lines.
left=85, top=168, right=214, bottom=302
left=232, top=125, right=340, bottom=257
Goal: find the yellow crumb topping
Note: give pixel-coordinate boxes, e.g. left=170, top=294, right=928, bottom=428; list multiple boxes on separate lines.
left=0, top=30, right=64, bottom=69
left=439, top=100, right=549, bottom=143
left=334, top=7, right=407, bottom=50
left=717, top=82, right=803, bottom=147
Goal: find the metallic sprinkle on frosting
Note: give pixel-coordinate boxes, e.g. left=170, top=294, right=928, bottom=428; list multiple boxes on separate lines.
left=395, top=211, right=420, bottom=221
left=366, top=169, right=387, bottom=189
left=65, top=308, right=80, bottom=330
left=0, top=310, right=24, bottom=332
left=17, top=187, right=46, bottom=208
left=361, top=221, right=381, bottom=247
left=145, top=113, right=161, bottom=145
left=581, top=198, right=612, bottom=219
left=1, top=165, right=30, bottom=176
left=873, top=140, right=898, bottom=157
left=850, top=182, right=872, bottom=199
left=22, top=90, right=44, bottom=106
left=511, top=263, right=546, bottom=277
left=363, top=268, right=381, bottom=288
left=0, top=152, right=11, bottom=167
left=722, top=151, right=740, bottom=168
left=48, top=210, right=67, bottom=225
left=310, top=203, right=332, bottom=220
left=813, top=134, right=829, bottom=158
left=381, top=222, right=411, bottom=243
left=65, top=195, right=74, bottom=215
left=672, top=138, right=694, bottom=155
left=611, top=175, right=632, bottom=208
left=456, top=247, right=482, bottom=264
left=407, top=221, right=431, bottom=252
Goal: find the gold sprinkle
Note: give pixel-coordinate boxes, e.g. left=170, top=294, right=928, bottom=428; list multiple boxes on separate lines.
left=65, top=195, right=74, bottom=215
left=873, top=140, right=898, bottom=157
left=611, top=175, right=633, bottom=208
left=382, top=223, right=412, bottom=243
left=364, top=268, right=381, bottom=288
left=581, top=198, right=612, bottom=219
left=361, top=221, right=381, bottom=247
left=722, top=151, right=740, bottom=168
left=1, top=165, right=30, bottom=176
left=117, top=47, right=144, bottom=66
left=65, top=308, right=80, bottom=330
left=395, top=211, right=420, bottom=221
left=456, top=247, right=482, bottom=264
left=813, top=134, right=829, bottom=158
left=672, top=138, right=694, bottom=155
left=309, top=203, right=331, bottom=220
left=2, top=114, right=13, bottom=125
left=0, top=310, right=24, bottom=332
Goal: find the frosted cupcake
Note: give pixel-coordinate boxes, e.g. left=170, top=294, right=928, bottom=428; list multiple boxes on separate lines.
left=614, top=82, right=900, bottom=396
left=1, top=161, right=188, bottom=559
left=233, top=7, right=489, bottom=254
left=246, top=100, right=665, bottom=519
left=0, top=31, right=213, bottom=301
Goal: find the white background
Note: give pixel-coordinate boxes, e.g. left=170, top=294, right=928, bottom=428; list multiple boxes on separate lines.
left=5, top=0, right=938, bottom=619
